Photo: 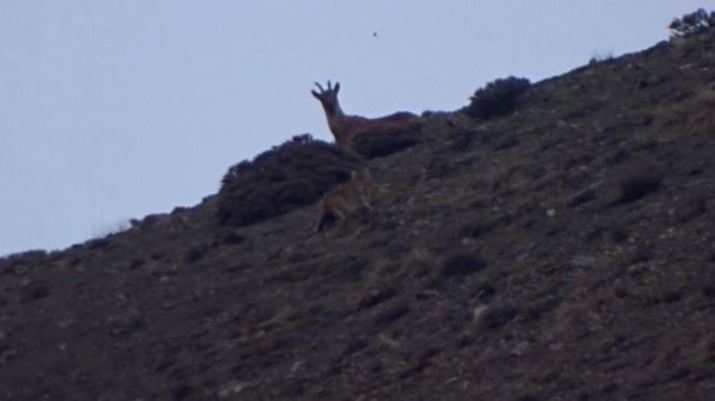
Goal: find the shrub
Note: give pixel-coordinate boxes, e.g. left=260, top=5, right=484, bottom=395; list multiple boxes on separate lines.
left=615, top=174, right=662, bottom=205
left=0, top=249, right=48, bottom=268
left=216, top=134, right=364, bottom=227
left=669, top=8, right=715, bottom=37
left=464, top=76, right=531, bottom=119
left=609, top=168, right=663, bottom=207
left=439, top=251, right=487, bottom=278
left=184, top=244, right=210, bottom=263
left=588, top=50, right=615, bottom=65
left=351, top=122, right=422, bottom=159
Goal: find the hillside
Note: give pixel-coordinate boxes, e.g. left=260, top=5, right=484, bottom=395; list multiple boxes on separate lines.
left=1, top=30, right=715, bottom=400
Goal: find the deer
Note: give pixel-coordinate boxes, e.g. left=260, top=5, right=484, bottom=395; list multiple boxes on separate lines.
left=311, top=80, right=421, bottom=150
left=315, top=167, right=376, bottom=232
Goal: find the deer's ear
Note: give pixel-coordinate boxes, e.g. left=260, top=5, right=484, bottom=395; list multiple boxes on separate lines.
left=311, top=90, right=321, bottom=99
left=334, top=82, right=340, bottom=93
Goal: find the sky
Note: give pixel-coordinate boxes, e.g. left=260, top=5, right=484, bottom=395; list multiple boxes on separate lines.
left=1, top=1, right=711, bottom=256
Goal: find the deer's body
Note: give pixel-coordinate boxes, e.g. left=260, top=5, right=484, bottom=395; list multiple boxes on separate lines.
left=312, top=81, right=420, bottom=149
left=316, top=167, right=375, bottom=232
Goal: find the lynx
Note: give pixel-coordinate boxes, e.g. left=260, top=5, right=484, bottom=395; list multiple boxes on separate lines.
left=316, top=167, right=375, bottom=232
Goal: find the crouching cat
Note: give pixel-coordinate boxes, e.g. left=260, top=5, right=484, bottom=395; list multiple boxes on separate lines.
left=316, top=167, right=375, bottom=232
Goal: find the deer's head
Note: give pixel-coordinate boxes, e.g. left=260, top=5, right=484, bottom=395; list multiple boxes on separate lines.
left=311, top=80, right=341, bottom=116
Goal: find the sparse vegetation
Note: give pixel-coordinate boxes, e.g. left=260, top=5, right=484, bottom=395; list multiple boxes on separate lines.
left=589, top=50, right=615, bottom=64
left=458, top=221, right=496, bottom=240
left=464, top=76, right=531, bottom=119
left=669, top=8, right=715, bottom=37
left=0, top=249, right=48, bottom=266
left=5, top=24, right=715, bottom=401
left=19, top=280, right=50, bottom=303
left=672, top=195, right=707, bottom=223
left=216, top=134, right=364, bottom=227
left=651, top=89, right=715, bottom=141
left=89, top=219, right=132, bottom=239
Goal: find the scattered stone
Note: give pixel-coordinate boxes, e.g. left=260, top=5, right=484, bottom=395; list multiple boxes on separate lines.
left=569, top=255, right=598, bottom=268
left=217, top=380, right=257, bottom=399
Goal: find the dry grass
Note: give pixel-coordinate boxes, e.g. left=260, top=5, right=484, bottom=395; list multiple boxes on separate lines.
left=650, top=88, right=715, bottom=142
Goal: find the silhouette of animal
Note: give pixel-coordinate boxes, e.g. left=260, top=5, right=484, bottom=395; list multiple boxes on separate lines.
left=311, top=80, right=421, bottom=150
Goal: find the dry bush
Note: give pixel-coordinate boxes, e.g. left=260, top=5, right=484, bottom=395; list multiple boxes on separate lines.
left=403, top=247, right=436, bottom=277
left=545, top=301, right=591, bottom=341
left=354, top=248, right=436, bottom=309
left=216, top=134, right=365, bottom=227
left=651, top=89, right=715, bottom=141
left=464, top=76, right=531, bottom=119
left=355, top=258, right=403, bottom=309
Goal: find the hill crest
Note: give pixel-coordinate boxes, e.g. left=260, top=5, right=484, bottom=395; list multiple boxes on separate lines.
left=1, top=28, right=715, bottom=400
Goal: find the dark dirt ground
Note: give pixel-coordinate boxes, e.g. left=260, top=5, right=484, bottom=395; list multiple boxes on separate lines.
left=2, top=31, right=715, bottom=401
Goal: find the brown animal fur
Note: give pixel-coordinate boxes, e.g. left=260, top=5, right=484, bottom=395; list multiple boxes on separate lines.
left=311, top=80, right=421, bottom=150
left=316, top=167, right=375, bottom=231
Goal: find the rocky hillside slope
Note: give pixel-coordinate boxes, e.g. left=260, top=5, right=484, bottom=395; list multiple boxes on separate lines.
left=1, top=30, right=715, bottom=400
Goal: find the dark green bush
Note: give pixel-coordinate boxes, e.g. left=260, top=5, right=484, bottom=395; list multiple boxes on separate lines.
left=613, top=172, right=663, bottom=206
left=440, top=252, right=487, bottom=278
left=0, top=250, right=49, bottom=269
left=464, top=76, right=531, bottom=119
left=669, top=8, right=715, bottom=37
left=216, top=134, right=364, bottom=227
left=351, top=120, right=422, bottom=159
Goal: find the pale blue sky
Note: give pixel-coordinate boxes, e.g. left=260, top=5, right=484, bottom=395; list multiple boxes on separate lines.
left=0, top=1, right=710, bottom=255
